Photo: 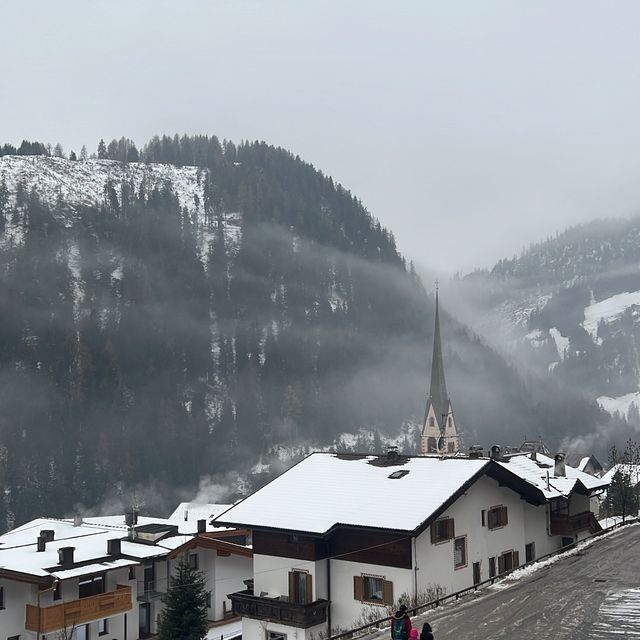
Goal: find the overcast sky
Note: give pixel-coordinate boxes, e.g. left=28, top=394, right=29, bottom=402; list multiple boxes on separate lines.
left=3, top=1, right=640, bottom=274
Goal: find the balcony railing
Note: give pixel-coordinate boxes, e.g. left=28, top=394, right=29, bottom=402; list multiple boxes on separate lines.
left=137, top=579, right=164, bottom=601
left=25, top=584, right=132, bottom=633
left=229, top=589, right=328, bottom=629
left=550, top=511, right=601, bottom=536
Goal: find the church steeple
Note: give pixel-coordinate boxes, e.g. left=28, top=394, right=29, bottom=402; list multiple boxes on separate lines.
left=429, top=288, right=448, bottom=426
left=420, top=287, right=460, bottom=455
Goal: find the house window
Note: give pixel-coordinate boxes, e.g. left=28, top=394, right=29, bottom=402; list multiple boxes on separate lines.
left=267, top=633, right=287, bottom=640
left=488, top=557, right=496, bottom=578
left=525, top=542, right=535, bottom=563
left=428, top=417, right=435, bottom=427
left=98, top=619, right=109, bottom=636
left=79, top=575, right=105, bottom=598
left=447, top=441, right=455, bottom=453
left=453, top=536, right=467, bottom=569
left=76, top=624, right=88, bottom=640
left=427, top=437, right=437, bottom=452
left=189, top=553, right=199, bottom=570
left=353, top=575, right=393, bottom=605
left=497, top=550, right=519, bottom=574
left=481, top=510, right=486, bottom=527
left=448, top=417, right=452, bottom=428
left=206, top=591, right=212, bottom=608
left=289, top=570, right=311, bottom=605
left=487, top=506, right=508, bottom=530
left=8, top=636, right=20, bottom=640
left=53, top=581, right=61, bottom=601
left=430, top=517, right=455, bottom=544
left=0, top=586, right=4, bottom=609
left=128, top=566, right=136, bottom=580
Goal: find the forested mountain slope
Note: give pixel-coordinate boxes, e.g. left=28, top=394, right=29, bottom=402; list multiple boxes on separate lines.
left=0, top=137, right=608, bottom=529
left=453, top=216, right=640, bottom=445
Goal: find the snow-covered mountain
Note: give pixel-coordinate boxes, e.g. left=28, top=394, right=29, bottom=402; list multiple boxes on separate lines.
left=452, top=216, right=640, bottom=429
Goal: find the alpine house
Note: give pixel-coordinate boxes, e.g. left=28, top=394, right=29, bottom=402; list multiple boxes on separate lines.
left=214, top=449, right=608, bottom=640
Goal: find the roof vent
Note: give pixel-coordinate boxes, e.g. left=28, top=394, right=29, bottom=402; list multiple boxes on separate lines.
left=73, top=515, right=83, bottom=527
left=388, top=470, right=410, bottom=480
left=37, top=535, right=46, bottom=552
left=387, top=447, right=399, bottom=460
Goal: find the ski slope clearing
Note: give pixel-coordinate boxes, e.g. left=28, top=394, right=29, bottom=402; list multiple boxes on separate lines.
left=365, top=524, right=640, bottom=639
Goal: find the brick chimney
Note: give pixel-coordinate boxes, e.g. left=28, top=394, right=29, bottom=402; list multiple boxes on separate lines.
left=554, top=452, right=566, bottom=477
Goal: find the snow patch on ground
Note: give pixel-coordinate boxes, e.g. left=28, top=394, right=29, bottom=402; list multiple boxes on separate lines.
left=524, top=330, right=546, bottom=348
left=549, top=327, right=569, bottom=359
left=597, top=391, right=640, bottom=417
left=583, top=290, right=640, bottom=338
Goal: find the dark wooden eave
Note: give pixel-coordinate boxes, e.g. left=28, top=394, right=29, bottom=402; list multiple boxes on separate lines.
left=167, top=534, right=252, bottom=560
left=0, top=568, right=55, bottom=587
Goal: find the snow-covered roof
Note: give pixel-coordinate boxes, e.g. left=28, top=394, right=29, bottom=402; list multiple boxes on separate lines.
left=497, top=453, right=608, bottom=500
left=168, top=502, right=234, bottom=533
left=601, top=463, right=640, bottom=485
left=0, top=516, right=194, bottom=580
left=215, top=452, right=611, bottom=536
left=214, top=453, right=490, bottom=534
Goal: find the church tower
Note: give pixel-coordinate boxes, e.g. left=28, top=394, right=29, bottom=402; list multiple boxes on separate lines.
left=420, top=289, right=460, bottom=455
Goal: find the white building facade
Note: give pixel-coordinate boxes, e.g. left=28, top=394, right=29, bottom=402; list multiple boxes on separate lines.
left=216, top=451, right=608, bottom=640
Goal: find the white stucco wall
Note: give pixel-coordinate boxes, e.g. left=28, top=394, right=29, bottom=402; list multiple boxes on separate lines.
left=212, top=553, right=253, bottom=620
left=415, top=474, right=546, bottom=592
left=0, top=579, right=35, bottom=638
left=329, top=559, right=412, bottom=631
left=253, top=555, right=319, bottom=600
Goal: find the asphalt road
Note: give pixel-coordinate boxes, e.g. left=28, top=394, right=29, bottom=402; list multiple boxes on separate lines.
left=376, top=524, right=640, bottom=639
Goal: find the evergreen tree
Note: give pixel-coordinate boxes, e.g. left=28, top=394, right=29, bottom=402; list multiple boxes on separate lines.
left=158, top=559, right=208, bottom=640
left=97, top=139, right=107, bottom=159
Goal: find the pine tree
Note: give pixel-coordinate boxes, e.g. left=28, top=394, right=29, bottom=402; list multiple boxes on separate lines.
left=158, top=559, right=208, bottom=640
left=97, top=139, right=107, bottom=159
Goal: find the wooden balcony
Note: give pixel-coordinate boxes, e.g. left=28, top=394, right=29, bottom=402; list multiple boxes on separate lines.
left=550, top=511, right=601, bottom=537
left=25, top=584, right=132, bottom=633
left=229, top=589, right=328, bottom=629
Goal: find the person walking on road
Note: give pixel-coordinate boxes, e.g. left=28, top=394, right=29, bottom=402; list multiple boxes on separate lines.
left=391, top=605, right=412, bottom=640
left=419, top=622, right=434, bottom=640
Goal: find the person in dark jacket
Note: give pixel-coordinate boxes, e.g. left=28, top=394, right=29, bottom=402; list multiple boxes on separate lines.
left=390, top=605, right=412, bottom=640
left=419, top=622, right=434, bottom=640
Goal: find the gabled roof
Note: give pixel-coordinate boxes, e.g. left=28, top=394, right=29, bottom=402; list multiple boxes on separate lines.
left=214, top=452, right=611, bottom=538
left=496, top=453, right=609, bottom=499
left=601, top=463, right=640, bottom=485
left=214, top=453, right=490, bottom=535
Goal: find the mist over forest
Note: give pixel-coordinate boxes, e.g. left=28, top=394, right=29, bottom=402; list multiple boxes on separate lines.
left=0, top=136, right=621, bottom=531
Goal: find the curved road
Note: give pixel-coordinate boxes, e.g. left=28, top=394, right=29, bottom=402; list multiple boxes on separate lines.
left=385, top=525, right=640, bottom=639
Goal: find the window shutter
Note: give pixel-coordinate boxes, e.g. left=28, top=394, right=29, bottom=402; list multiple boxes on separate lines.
left=353, top=575, right=364, bottom=601
left=502, top=506, right=508, bottom=526
left=498, top=554, right=506, bottom=575
left=305, top=573, right=313, bottom=603
left=288, top=571, right=295, bottom=601
left=513, top=551, right=519, bottom=568
left=430, top=524, right=437, bottom=544
left=383, top=580, right=393, bottom=605
left=448, top=518, right=455, bottom=540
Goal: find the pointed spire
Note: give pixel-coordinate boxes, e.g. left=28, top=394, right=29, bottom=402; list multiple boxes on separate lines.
left=429, top=288, right=449, bottom=426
